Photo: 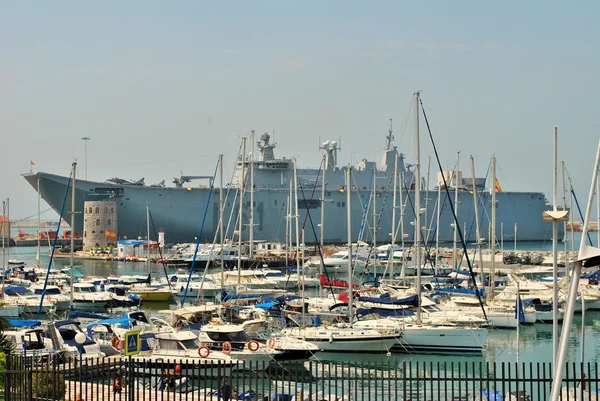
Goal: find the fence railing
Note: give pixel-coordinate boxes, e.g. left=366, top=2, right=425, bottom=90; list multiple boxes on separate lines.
left=3, top=355, right=599, bottom=401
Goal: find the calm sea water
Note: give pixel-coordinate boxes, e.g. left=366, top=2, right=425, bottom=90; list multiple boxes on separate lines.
left=4, top=241, right=600, bottom=369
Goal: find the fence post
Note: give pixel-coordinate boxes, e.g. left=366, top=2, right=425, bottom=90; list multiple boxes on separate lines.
left=27, top=370, right=33, bottom=401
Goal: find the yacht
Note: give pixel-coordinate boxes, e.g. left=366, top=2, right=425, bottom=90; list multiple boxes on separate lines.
left=4, top=323, right=56, bottom=362
left=240, top=319, right=321, bottom=360
left=198, top=322, right=281, bottom=366
left=2, top=285, right=56, bottom=314
left=46, top=320, right=104, bottom=360
left=136, top=331, right=242, bottom=376
left=71, top=282, right=111, bottom=312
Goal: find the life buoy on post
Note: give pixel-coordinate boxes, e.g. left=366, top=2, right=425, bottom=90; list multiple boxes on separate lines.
left=267, top=338, right=276, bottom=350
left=198, top=345, right=210, bottom=358
left=247, top=340, right=260, bottom=352
left=222, top=342, right=232, bottom=355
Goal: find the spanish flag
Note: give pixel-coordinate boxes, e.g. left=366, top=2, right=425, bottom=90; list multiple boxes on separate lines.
left=494, top=178, right=502, bottom=192
left=105, top=229, right=117, bottom=239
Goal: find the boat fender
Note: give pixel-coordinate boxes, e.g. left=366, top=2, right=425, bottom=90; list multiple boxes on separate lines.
left=222, top=342, right=232, bottom=355
left=267, top=338, right=276, bottom=349
left=116, top=340, right=124, bottom=351
left=247, top=340, right=260, bottom=352
left=329, top=334, right=334, bottom=343
left=198, top=345, right=210, bottom=358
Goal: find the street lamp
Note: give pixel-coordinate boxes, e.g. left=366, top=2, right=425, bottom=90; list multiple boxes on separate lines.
left=75, top=332, right=86, bottom=397
left=81, top=137, right=90, bottom=180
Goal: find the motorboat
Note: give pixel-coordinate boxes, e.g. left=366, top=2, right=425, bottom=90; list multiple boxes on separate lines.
left=198, top=321, right=281, bottom=366
left=45, top=320, right=104, bottom=360
left=138, top=330, right=242, bottom=376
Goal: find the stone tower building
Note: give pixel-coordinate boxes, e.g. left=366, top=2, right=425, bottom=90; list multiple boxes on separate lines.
left=83, top=200, right=117, bottom=250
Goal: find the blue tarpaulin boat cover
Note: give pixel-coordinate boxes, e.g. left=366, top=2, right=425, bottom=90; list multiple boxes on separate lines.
left=254, top=301, right=279, bottom=309
left=86, top=316, right=132, bottom=337
left=6, top=319, right=41, bottom=328
left=4, top=286, right=30, bottom=295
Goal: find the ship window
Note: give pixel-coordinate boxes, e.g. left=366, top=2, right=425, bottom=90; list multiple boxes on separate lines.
left=95, top=207, right=100, bottom=214
left=96, top=219, right=100, bottom=226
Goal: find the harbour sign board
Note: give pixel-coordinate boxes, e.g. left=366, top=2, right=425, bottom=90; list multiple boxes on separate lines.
left=124, top=331, right=140, bottom=356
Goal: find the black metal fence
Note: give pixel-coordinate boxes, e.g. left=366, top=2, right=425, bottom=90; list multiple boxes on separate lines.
left=3, top=355, right=600, bottom=401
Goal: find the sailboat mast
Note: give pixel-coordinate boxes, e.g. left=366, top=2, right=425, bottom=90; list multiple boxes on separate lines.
left=238, top=137, right=246, bottom=285
left=551, top=141, right=600, bottom=401
left=1, top=200, right=5, bottom=295
left=5, top=199, right=9, bottom=265
left=287, top=176, right=292, bottom=270
left=70, top=162, right=76, bottom=307
left=552, top=126, right=559, bottom=369
left=37, top=178, right=41, bottom=264
left=219, top=154, right=224, bottom=291
left=414, top=91, right=422, bottom=325
left=373, top=165, right=377, bottom=259
left=435, top=183, right=441, bottom=270
left=293, top=158, right=300, bottom=280
left=470, top=156, right=484, bottom=288
left=391, top=152, right=398, bottom=282
left=346, top=165, right=353, bottom=325
left=424, top=157, right=431, bottom=245
left=146, top=205, right=150, bottom=261
left=249, top=130, right=255, bottom=258
left=320, top=154, right=326, bottom=276
left=399, top=171, right=405, bottom=277
left=490, top=156, right=496, bottom=302
left=452, top=151, right=460, bottom=269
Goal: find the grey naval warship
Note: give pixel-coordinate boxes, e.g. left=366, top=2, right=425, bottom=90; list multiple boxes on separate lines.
left=23, top=132, right=560, bottom=245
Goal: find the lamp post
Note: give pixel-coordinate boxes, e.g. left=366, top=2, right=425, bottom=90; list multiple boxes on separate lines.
left=81, top=137, right=90, bottom=180
left=75, top=332, right=86, bottom=398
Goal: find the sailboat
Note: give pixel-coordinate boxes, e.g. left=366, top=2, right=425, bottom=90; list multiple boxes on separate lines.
left=352, top=93, right=489, bottom=353
left=127, top=206, right=173, bottom=302
left=281, top=163, right=400, bottom=353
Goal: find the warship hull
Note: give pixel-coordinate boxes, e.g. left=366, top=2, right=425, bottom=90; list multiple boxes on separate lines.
left=23, top=171, right=560, bottom=245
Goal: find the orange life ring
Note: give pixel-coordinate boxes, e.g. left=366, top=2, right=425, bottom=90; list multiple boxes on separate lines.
left=111, top=336, right=119, bottom=348
left=198, top=345, right=210, bottom=358
left=247, top=340, right=260, bottom=352
left=45, top=295, right=52, bottom=302
left=267, top=338, right=276, bottom=349
left=222, top=342, right=232, bottom=355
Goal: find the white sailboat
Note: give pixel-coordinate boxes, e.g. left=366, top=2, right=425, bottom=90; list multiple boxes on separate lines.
left=282, top=163, right=400, bottom=353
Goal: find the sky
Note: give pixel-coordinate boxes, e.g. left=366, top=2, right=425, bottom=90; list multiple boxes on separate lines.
left=1, top=1, right=599, bottom=222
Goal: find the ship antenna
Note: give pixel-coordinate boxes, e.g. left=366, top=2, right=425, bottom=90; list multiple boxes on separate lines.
left=385, top=118, right=394, bottom=150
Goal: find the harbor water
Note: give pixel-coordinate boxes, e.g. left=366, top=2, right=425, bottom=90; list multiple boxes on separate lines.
left=4, top=234, right=600, bottom=370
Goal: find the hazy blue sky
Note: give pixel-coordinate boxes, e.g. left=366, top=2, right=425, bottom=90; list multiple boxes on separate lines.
left=2, top=1, right=599, bottom=222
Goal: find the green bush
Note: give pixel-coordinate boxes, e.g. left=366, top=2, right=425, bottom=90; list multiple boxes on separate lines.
left=31, top=365, right=66, bottom=400
left=0, top=353, right=5, bottom=390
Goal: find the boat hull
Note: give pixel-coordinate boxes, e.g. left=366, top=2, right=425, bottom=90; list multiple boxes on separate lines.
left=23, top=171, right=562, bottom=245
